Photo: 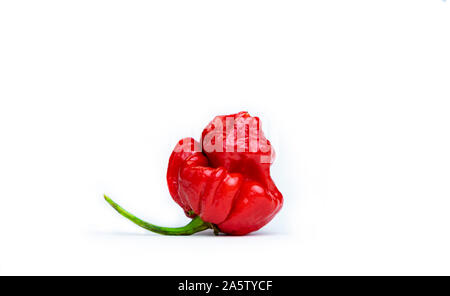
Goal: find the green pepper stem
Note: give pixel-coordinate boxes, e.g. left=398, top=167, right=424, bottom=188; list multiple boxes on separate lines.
left=104, top=195, right=210, bottom=235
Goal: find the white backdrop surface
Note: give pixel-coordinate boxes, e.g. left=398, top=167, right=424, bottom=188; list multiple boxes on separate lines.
left=0, top=1, right=450, bottom=275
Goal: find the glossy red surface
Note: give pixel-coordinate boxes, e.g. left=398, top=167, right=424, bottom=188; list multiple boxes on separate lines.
left=166, top=112, right=283, bottom=235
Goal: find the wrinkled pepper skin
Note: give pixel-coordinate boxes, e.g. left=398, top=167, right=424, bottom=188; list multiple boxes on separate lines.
left=167, top=112, right=283, bottom=235
left=105, top=111, right=283, bottom=236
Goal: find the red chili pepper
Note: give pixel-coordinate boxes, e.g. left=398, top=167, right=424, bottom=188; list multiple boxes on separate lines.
left=105, top=111, right=283, bottom=235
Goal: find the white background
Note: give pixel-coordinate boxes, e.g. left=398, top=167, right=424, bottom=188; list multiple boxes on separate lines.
left=0, top=1, right=449, bottom=275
